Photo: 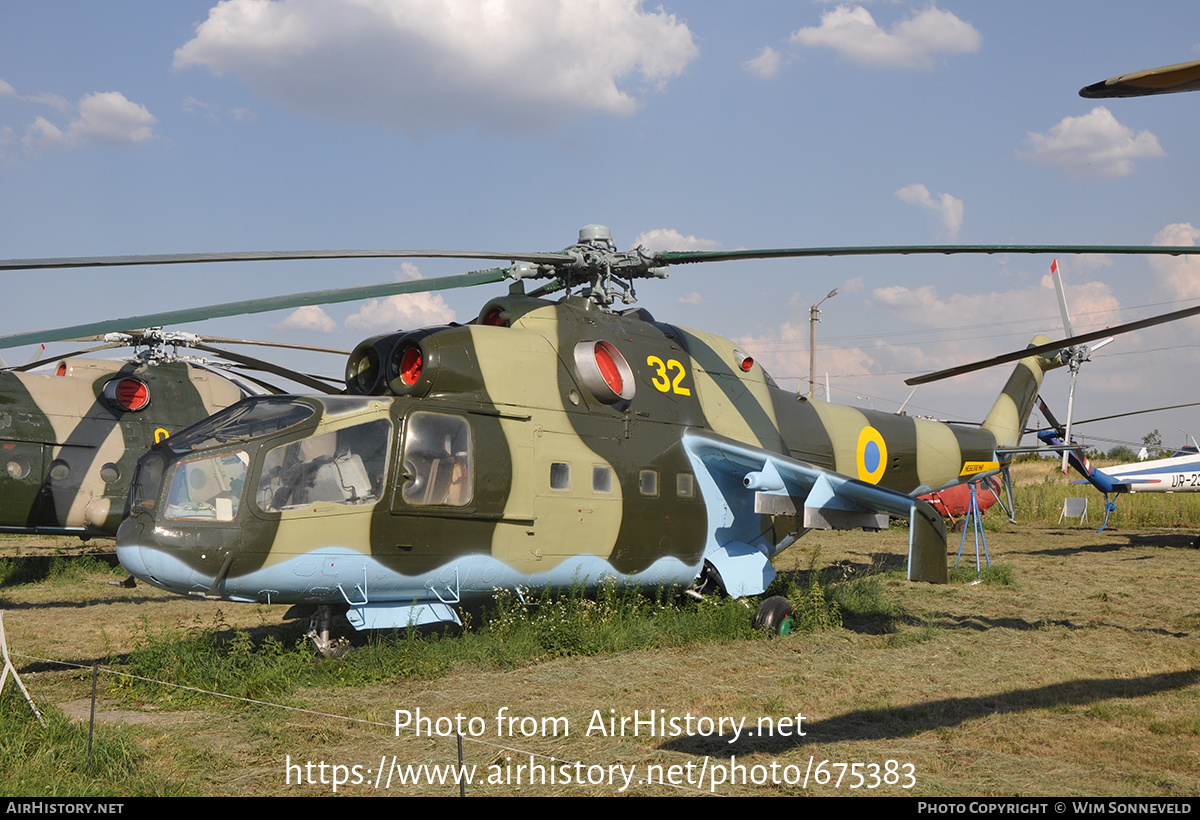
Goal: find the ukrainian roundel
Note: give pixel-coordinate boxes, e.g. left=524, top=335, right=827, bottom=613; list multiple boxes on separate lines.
left=856, top=426, right=888, bottom=484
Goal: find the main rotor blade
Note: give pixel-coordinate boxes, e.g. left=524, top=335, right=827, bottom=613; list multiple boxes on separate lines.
left=0, top=267, right=509, bottom=350
left=0, top=249, right=570, bottom=272
left=657, top=244, right=1200, bottom=265
left=1080, top=59, right=1200, bottom=98
left=905, top=301, right=1200, bottom=386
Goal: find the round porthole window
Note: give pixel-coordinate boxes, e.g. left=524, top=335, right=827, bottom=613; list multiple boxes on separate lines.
left=6, top=457, right=30, bottom=480
left=49, top=460, right=71, bottom=482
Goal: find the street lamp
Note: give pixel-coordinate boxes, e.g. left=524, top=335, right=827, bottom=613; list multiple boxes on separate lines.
left=808, top=288, right=839, bottom=398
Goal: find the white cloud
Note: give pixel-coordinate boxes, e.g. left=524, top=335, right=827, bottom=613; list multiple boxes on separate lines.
left=789, top=5, right=981, bottom=69
left=1149, top=223, right=1200, bottom=300
left=895, top=183, right=963, bottom=236
left=631, top=228, right=721, bottom=252
left=184, top=96, right=260, bottom=124
left=21, top=91, right=157, bottom=152
left=273, top=304, right=339, bottom=333
left=739, top=320, right=879, bottom=397
left=677, top=291, right=703, bottom=305
left=344, top=262, right=456, bottom=331
left=0, top=79, right=14, bottom=98
left=174, top=0, right=699, bottom=132
left=1020, top=106, right=1164, bottom=181
left=872, top=276, right=1120, bottom=339
left=744, top=46, right=782, bottom=79
left=73, top=92, right=157, bottom=143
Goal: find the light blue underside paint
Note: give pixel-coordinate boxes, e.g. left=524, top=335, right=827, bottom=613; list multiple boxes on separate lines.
left=118, top=542, right=702, bottom=628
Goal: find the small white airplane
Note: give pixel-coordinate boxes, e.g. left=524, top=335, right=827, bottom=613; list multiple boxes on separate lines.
left=1038, top=399, right=1200, bottom=530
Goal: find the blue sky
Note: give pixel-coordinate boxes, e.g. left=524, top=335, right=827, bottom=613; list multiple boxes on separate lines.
left=3, top=1, right=1199, bottom=453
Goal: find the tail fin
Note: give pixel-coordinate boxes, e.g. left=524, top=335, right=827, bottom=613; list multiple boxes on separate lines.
left=1035, top=398, right=1122, bottom=494
left=981, top=334, right=1063, bottom=449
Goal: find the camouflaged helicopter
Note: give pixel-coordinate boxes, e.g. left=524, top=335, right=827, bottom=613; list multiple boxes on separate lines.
left=6, top=226, right=1200, bottom=653
left=0, top=328, right=346, bottom=538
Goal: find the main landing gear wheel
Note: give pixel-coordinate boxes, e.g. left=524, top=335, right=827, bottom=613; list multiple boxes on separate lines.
left=753, top=596, right=794, bottom=637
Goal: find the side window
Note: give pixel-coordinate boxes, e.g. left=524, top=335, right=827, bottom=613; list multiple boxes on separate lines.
left=676, top=472, right=694, bottom=498
left=399, top=412, right=473, bottom=506
left=257, top=419, right=391, bottom=511
left=592, top=465, right=613, bottom=493
left=550, top=462, right=571, bottom=490
left=639, top=469, right=659, bottom=497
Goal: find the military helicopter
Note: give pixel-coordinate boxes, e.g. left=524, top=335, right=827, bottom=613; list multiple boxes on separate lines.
left=0, top=328, right=346, bottom=538
left=6, top=227, right=1200, bottom=652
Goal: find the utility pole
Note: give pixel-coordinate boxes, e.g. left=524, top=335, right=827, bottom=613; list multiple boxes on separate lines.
left=808, top=288, right=838, bottom=398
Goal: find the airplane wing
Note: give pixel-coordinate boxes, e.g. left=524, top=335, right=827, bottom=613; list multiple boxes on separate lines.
left=1080, top=59, right=1200, bottom=98
left=682, top=430, right=947, bottom=596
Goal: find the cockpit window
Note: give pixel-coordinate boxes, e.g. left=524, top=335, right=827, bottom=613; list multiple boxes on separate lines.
left=399, top=412, right=472, bottom=507
left=167, top=398, right=315, bottom=455
left=256, top=419, right=391, bottom=512
left=165, top=452, right=248, bottom=522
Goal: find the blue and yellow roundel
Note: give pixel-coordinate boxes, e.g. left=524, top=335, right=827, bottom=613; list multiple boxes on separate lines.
left=856, top=426, right=888, bottom=484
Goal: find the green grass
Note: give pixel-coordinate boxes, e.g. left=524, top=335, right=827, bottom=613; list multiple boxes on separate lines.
left=0, top=696, right=190, bottom=797
left=0, top=554, right=125, bottom=587
left=111, top=584, right=783, bottom=705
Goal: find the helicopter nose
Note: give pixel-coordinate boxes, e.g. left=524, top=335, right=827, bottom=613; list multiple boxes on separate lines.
left=115, top=540, right=150, bottom=582
left=115, top=516, right=159, bottom=586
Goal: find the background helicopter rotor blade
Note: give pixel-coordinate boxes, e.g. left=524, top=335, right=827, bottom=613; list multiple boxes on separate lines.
left=193, top=335, right=350, bottom=356
left=3, top=342, right=130, bottom=372
left=904, top=301, right=1200, bottom=386
left=1030, top=400, right=1200, bottom=433
left=190, top=342, right=343, bottom=394
left=0, top=267, right=510, bottom=350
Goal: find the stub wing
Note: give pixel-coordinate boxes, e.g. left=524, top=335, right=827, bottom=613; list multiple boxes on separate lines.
left=683, top=430, right=948, bottom=594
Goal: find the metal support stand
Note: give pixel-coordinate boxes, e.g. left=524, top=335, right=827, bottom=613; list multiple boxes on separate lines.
left=0, top=611, right=47, bottom=728
left=954, top=481, right=991, bottom=573
left=1097, top=494, right=1117, bottom=533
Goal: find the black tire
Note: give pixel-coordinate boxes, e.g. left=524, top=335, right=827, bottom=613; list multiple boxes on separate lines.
left=753, top=596, right=794, bottom=637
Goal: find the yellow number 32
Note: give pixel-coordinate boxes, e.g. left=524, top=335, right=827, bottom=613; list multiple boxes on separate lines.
left=646, top=356, right=691, bottom=396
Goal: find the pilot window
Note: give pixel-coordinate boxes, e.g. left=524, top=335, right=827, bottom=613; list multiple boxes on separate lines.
left=399, top=412, right=473, bottom=506
left=256, top=419, right=392, bottom=512
left=166, top=451, right=248, bottom=522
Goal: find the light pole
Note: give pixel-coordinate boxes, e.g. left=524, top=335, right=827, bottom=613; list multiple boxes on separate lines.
left=808, top=288, right=838, bottom=398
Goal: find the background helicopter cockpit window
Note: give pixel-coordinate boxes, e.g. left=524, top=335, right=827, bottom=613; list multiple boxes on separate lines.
left=399, top=412, right=473, bottom=507
left=256, top=419, right=391, bottom=512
